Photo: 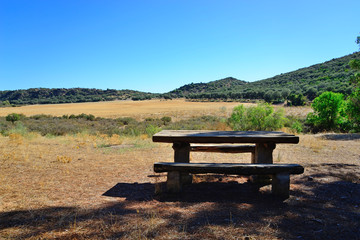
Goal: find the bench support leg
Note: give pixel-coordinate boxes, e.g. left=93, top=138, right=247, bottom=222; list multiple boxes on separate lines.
left=272, top=173, right=290, bottom=199
left=167, top=171, right=182, bottom=193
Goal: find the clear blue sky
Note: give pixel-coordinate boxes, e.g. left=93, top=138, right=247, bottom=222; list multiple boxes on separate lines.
left=0, top=0, right=359, bottom=93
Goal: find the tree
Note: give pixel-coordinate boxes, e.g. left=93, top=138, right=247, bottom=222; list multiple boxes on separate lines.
left=281, top=88, right=290, bottom=99
left=264, top=91, right=274, bottom=103
left=306, top=92, right=345, bottom=131
left=306, top=87, right=318, bottom=101
left=287, top=93, right=306, bottom=106
left=6, top=113, right=21, bottom=124
left=345, top=34, right=360, bottom=131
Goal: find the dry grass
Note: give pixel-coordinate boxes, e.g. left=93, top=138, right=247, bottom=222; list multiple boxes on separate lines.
left=1, top=131, right=360, bottom=239
left=0, top=100, right=356, bottom=239
left=0, top=99, right=311, bottom=120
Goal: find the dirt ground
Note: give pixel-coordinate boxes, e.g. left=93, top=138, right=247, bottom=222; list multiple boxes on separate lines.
left=0, top=133, right=359, bottom=239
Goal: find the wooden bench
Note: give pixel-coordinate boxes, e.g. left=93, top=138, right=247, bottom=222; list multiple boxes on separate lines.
left=154, top=162, right=304, bottom=199
left=190, top=144, right=255, bottom=162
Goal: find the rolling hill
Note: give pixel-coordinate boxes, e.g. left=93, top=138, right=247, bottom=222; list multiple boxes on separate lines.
left=1, top=51, right=359, bottom=106
left=169, top=51, right=360, bottom=101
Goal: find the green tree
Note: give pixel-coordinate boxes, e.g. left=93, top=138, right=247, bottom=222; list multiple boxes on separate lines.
left=345, top=34, right=360, bottom=131
left=305, top=87, right=318, bottom=101
left=264, top=91, right=274, bottom=103
left=287, top=93, right=306, bottom=106
left=6, top=113, right=21, bottom=124
left=281, top=88, right=291, bottom=99
left=306, top=92, right=345, bottom=131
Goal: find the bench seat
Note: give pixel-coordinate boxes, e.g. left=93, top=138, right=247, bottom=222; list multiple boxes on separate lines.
left=154, top=162, right=304, bottom=199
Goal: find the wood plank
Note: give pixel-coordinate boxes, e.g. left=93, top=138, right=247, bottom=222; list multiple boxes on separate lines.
left=154, top=162, right=304, bottom=175
left=153, top=130, right=299, bottom=144
left=190, top=144, right=255, bottom=153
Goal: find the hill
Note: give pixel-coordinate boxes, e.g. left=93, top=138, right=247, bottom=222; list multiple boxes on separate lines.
left=178, top=51, right=360, bottom=101
left=168, top=77, right=247, bottom=97
left=0, top=88, right=157, bottom=105
left=1, top=51, right=359, bottom=105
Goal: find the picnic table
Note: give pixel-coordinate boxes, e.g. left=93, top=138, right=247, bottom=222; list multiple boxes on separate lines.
left=153, top=130, right=299, bottom=164
left=152, top=130, right=303, bottom=199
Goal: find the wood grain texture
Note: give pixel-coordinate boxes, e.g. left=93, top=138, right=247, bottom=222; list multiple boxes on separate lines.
left=154, top=162, right=304, bottom=175
left=190, top=144, right=255, bottom=153
left=153, top=130, right=299, bottom=144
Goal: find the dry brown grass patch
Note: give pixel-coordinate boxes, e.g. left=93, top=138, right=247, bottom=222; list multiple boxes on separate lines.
left=1, top=132, right=360, bottom=239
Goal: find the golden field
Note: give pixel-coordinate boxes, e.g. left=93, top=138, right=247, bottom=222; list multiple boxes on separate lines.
left=0, top=99, right=312, bottom=120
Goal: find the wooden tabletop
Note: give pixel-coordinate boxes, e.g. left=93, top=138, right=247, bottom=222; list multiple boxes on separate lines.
left=152, top=130, right=299, bottom=144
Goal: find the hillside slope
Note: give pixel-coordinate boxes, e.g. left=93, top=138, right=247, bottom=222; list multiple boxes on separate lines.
left=168, top=77, right=247, bottom=97
left=177, top=51, right=360, bottom=101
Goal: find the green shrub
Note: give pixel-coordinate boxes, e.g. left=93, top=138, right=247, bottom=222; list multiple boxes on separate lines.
left=287, top=94, right=307, bottom=106
left=290, top=121, right=303, bottom=133
left=145, top=125, right=162, bottom=137
left=6, top=122, right=28, bottom=136
left=228, top=103, right=287, bottom=131
left=6, top=113, right=21, bottom=124
left=306, top=91, right=345, bottom=131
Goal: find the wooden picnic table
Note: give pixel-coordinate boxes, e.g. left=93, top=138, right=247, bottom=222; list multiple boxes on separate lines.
left=152, top=130, right=302, bottom=199
left=152, top=130, right=299, bottom=164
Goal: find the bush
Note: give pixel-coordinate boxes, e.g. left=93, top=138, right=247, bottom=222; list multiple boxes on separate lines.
left=161, top=116, right=172, bottom=125
left=145, top=125, right=162, bottom=137
left=290, top=120, right=303, bottom=133
left=6, top=113, right=21, bottom=124
left=306, top=91, right=345, bottom=131
left=228, top=103, right=287, bottom=131
left=287, top=94, right=307, bottom=106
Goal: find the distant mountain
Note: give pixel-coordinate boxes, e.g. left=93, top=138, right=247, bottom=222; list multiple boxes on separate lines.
left=1, top=52, right=359, bottom=106
left=0, top=88, right=157, bottom=105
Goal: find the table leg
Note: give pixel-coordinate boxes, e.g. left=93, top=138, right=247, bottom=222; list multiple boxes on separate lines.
left=251, top=142, right=276, bottom=184
left=254, top=142, right=276, bottom=164
left=173, top=142, right=191, bottom=163
left=172, top=142, right=192, bottom=186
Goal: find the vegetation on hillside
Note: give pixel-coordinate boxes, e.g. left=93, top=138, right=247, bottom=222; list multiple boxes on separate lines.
left=0, top=88, right=158, bottom=105
left=1, top=52, right=359, bottom=106
left=181, top=52, right=360, bottom=102
left=168, top=77, right=247, bottom=98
